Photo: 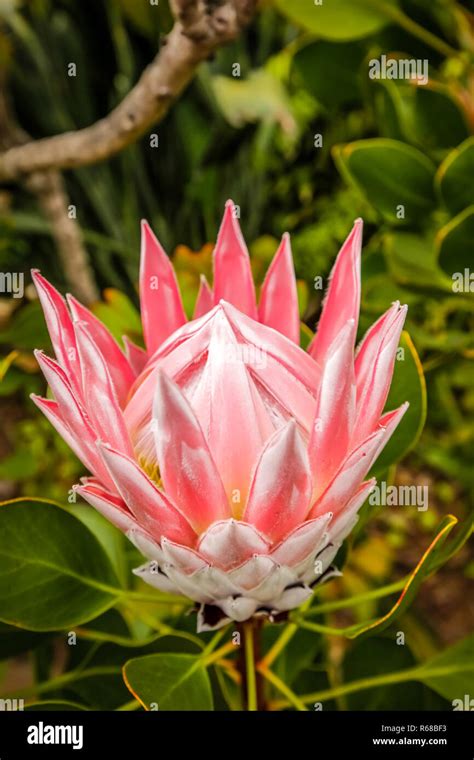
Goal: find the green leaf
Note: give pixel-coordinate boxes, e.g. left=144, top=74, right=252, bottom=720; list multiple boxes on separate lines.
left=63, top=670, right=131, bottom=710
left=0, top=301, right=51, bottom=350
left=274, top=0, right=396, bottom=41
left=418, top=634, right=474, bottom=703
left=373, top=81, right=471, bottom=151
left=369, top=80, right=406, bottom=141
left=61, top=635, right=202, bottom=710
left=371, top=331, right=427, bottom=474
left=293, top=41, right=364, bottom=109
left=429, top=508, right=473, bottom=573
left=0, top=499, right=121, bottom=631
left=346, top=515, right=458, bottom=639
left=291, top=643, right=474, bottom=709
left=383, top=232, right=451, bottom=291
left=344, top=637, right=428, bottom=710
left=436, top=206, right=474, bottom=276
left=272, top=627, right=324, bottom=687
left=436, top=137, right=474, bottom=215
left=211, top=70, right=296, bottom=134
left=92, top=289, right=142, bottom=344
left=0, top=622, right=49, bottom=661
left=123, top=653, right=213, bottom=711
left=68, top=503, right=127, bottom=588
left=333, top=138, right=436, bottom=223
left=75, top=608, right=132, bottom=643
left=410, top=86, right=469, bottom=150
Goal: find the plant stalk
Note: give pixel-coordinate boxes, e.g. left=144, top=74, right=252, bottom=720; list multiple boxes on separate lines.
left=238, top=619, right=266, bottom=711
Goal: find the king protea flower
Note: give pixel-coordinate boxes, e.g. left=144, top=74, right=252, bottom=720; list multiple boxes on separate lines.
left=31, top=201, right=407, bottom=631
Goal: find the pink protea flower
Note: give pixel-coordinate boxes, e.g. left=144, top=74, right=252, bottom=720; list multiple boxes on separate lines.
left=31, top=202, right=407, bottom=631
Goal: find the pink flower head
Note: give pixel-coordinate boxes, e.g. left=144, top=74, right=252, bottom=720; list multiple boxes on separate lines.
left=31, top=202, right=407, bottom=630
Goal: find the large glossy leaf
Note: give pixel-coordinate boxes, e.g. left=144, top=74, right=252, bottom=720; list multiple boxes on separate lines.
left=436, top=206, right=474, bottom=275
left=63, top=635, right=202, bottom=710
left=0, top=499, right=120, bottom=631
left=68, top=503, right=127, bottom=587
left=333, top=139, right=436, bottom=223
left=411, top=86, right=469, bottom=150
left=370, top=81, right=469, bottom=150
left=418, top=634, right=474, bottom=702
left=347, top=515, right=458, bottom=639
left=383, top=232, right=451, bottom=291
left=75, top=608, right=133, bottom=644
left=123, top=653, right=213, bottom=711
left=284, top=636, right=474, bottom=709
left=369, top=80, right=406, bottom=140
left=371, top=331, right=427, bottom=474
left=370, top=80, right=469, bottom=152
left=77, top=615, right=202, bottom=652
left=63, top=671, right=131, bottom=710
left=0, top=622, right=49, bottom=661
left=279, top=631, right=324, bottom=688
left=274, top=0, right=396, bottom=41
left=283, top=635, right=474, bottom=709
left=343, top=637, right=434, bottom=710
left=436, top=137, right=474, bottom=215
left=293, top=41, right=365, bottom=109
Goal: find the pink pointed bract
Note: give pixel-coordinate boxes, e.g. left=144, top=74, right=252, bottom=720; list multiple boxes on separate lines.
left=31, top=202, right=408, bottom=631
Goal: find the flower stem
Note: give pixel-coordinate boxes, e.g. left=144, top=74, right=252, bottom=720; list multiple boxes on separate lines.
left=237, top=620, right=266, bottom=710
left=243, top=621, right=258, bottom=711
left=260, top=619, right=298, bottom=670
left=258, top=665, right=308, bottom=712
left=202, top=641, right=236, bottom=668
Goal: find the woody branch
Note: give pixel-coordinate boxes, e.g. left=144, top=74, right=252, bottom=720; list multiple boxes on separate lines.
left=0, top=0, right=258, bottom=183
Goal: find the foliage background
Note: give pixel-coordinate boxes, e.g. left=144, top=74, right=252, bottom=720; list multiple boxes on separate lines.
left=0, top=0, right=472, bottom=711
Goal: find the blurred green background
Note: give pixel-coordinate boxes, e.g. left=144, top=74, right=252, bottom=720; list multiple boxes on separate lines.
left=0, top=0, right=473, bottom=698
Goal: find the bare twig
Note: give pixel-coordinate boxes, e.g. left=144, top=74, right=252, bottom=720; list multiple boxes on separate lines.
left=0, top=74, right=99, bottom=303
left=26, top=171, right=99, bottom=304
left=0, top=0, right=258, bottom=182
